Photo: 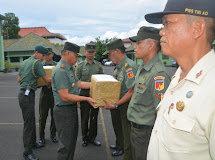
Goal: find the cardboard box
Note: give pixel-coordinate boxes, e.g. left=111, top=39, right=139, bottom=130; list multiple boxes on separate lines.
left=90, top=74, right=121, bottom=107
left=37, top=66, right=55, bottom=86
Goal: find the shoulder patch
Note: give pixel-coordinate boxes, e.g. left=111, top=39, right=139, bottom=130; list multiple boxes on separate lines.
left=154, top=76, right=165, bottom=91
left=60, top=69, right=65, bottom=72
left=127, top=70, right=134, bottom=79
left=60, top=64, right=65, bottom=68
left=126, top=68, right=132, bottom=72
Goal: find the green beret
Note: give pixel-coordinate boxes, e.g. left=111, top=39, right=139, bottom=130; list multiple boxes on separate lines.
left=35, top=46, right=49, bottom=54
left=145, top=0, right=215, bottom=24
left=85, top=42, right=96, bottom=52
left=129, top=26, right=161, bottom=42
left=64, top=42, right=80, bottom=54
left=103, top=39, right=125, bottom=55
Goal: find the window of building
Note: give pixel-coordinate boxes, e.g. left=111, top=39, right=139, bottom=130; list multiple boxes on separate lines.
left=10, top=57, right=20, bottom=63
left=23, top=56, right=30, bottom=60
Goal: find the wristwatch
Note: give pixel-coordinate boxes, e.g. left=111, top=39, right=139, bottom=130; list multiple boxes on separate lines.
left=114, top=102, right=118, bottom=109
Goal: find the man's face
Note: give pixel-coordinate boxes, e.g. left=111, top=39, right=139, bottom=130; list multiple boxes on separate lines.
left=45, top=53, right=54, bottom=61
left=68, top=51, right=78, bottom=66
left=37, top=52, right=45, bottom=61
left=85, top=50, right=96, bottom=61
left=134, top=39, right=150, bottom=59
left=108, top=49, right=117, bottom=64
left=160, top=14, right=193, bottom=58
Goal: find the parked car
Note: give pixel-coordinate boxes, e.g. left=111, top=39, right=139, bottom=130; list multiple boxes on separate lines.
left=104, top=61, right=113, bottom=66
left=172, top=59, right=176, bottom=67
left=102, top=58, right=110, bottom=65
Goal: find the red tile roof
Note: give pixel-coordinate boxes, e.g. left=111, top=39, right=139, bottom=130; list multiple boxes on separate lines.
left=19, top=27, right=50, bottom=37
left=18, top=27, right=67, bottom=40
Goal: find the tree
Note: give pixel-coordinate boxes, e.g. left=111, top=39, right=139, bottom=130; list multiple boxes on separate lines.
left=2, top=12, right=20, bottom=39
left=95, top=37, right=116, bottom=62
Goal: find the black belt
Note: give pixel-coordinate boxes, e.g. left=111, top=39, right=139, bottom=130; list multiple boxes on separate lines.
left=131, top=122, right=152, bottom=129
left=56, top=104, right=77, bottom=107
left=20, top=88, right=35, bottom=92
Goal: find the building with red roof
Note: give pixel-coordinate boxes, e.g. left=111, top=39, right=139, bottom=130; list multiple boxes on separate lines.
left=18, top=27, right=67, bottom=45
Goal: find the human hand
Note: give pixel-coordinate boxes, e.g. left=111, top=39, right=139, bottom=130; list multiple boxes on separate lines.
left=87, top=97, right=98, bottom=109
left=103, top=99, right=115, bottom=109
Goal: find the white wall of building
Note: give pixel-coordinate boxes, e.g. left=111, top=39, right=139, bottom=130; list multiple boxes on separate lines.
left=48, top=38, right=65, bottom=45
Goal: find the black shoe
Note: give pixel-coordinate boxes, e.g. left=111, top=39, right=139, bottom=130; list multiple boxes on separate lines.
left=23, top=154, right=39, bottom=160
left=32, top=142, right=44, bottom=148
left=38, top=139, right=45, bottom=147
left=51, top=137, right=58, bottom=143
left=110, top=144, right=117, bottom=149
left=112, top=150, right=124, bottom=156
left=82, top=141, right=88, bottom=147
left=89, top=140, right=101, bottom=146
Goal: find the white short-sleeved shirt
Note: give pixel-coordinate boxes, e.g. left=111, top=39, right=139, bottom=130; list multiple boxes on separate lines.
left=147, top=50, right=215, bottom=160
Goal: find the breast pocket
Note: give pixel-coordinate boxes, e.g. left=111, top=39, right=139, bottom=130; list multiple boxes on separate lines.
left=158, top=110, right=195, bottom=153
left=133, top=84, right=151, bottom=105
left=82, top=69, right=89, bottom=79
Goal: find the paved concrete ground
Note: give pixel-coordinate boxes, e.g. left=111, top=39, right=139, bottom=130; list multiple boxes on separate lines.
left=0, top=66, right=177, bottom=160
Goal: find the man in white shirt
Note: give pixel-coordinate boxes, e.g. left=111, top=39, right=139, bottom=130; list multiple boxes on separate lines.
left=144, top=0, right=215, bottom=159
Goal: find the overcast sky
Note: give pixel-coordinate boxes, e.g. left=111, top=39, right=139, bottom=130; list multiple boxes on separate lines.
left=1, top=0, right=166, bottom=45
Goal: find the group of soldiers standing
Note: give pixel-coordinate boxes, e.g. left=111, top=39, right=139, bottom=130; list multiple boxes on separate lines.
left=17, top=0, right=215, bottom=160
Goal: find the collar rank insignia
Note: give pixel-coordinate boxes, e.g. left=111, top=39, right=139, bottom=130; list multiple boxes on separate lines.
left=196, top=70, right=202, bottom=78
left=60, top=64, right=65, bottom=68
left=124, top=63, right=128, bottom=67
left=154, top=76, right=165, bottom=91
left=142, top=76, right=146, bottom=81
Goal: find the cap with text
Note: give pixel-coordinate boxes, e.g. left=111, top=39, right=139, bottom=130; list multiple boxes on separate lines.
left=145, top=0, right=215, bottom=24
left=103, top=39, right=125, bottom=55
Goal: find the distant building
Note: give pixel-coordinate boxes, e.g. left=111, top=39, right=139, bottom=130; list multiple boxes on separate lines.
left=18, top=27, right=67, bottom=45
left=4, top=33, right=62, bottom=65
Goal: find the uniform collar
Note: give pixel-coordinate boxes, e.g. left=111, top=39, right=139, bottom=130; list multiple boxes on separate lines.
left=84, top=59, right=95, bottom=65
left=116, top=56, right=128, bottom=69
left=142, top=54, right=160, bottom=71
left=172, top=49, right=215, bottom=84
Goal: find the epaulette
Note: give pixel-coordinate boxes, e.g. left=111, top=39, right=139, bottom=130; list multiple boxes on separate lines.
left=154, top=63, right=165, bottom=73
left=78, top=61, right=84, bottom=66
